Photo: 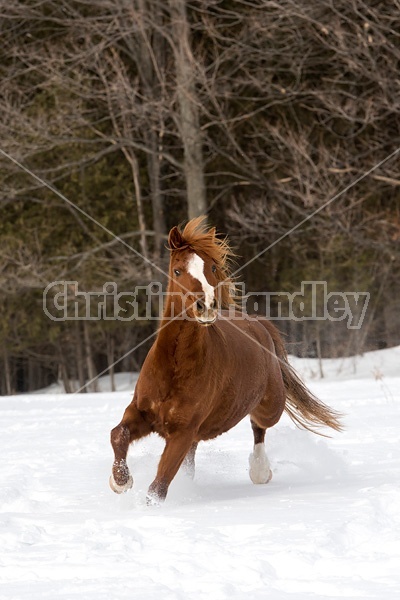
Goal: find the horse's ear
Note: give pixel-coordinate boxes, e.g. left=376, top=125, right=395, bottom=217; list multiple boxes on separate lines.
left=168, top=226, right=183, bottom=249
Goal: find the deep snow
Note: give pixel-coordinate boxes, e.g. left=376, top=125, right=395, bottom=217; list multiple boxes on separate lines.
left=1, top=348, right=399, bottom=599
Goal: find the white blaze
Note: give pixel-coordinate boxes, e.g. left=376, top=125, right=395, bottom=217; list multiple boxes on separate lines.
left=187, top=253, right=215, bottom=308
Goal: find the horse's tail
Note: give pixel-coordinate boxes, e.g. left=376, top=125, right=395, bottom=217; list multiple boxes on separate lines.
left=262, top=320, right=343, bottom=435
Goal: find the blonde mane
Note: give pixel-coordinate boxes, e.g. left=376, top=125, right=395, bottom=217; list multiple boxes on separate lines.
left=168, top=216, right=237, bottom=308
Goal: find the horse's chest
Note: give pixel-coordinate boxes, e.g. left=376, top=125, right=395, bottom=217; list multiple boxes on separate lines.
left=149, top=402, right=190, bottom=437
left=137, top=380, right=192, bottom=429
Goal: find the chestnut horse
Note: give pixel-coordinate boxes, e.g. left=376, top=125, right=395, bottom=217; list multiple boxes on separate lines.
left=110, top=217, right=341, bottom=504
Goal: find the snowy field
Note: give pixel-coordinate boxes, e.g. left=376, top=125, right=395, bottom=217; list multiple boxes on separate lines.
left=1, top=347, right=399, bottom=599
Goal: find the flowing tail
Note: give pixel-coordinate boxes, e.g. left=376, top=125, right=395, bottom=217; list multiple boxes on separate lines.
left=262, top=320, right=343, bottom=435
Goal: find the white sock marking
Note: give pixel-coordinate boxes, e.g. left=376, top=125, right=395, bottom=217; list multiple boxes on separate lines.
left=187, top=253, right=215, bottom=308
left=249, top=443, right=272, bottom=484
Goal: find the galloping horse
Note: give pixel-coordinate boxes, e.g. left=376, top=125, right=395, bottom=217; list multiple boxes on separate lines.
left=110, top=217, right=342, bottom=504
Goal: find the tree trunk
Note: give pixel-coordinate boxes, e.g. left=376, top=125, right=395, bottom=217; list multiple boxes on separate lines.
left=135, top=0, right=167, bottom=258
left=75, top=321, right=86, bottom=392
left=28, top=357, right=36, bottom=391
left=147, top=131, right=167, bottom=260
left=132, top=154, right=149, bottom=266
left=316, top=327, right=324, bottom=379
left=107, top=334, right=116, bottom=392
left=3, top=344, right=13, bottom=395
left=83, top=321, right=98, bottom=393
left=168, top=0, right=207, bottom=219
left=59, top=349, right=73, bottom=394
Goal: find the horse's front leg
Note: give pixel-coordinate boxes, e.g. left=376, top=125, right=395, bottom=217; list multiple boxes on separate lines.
left=110, top=403, right=152, bottom=494
left=182, top=441, right=198, bottom=479
left=147, top=432, right=195, bottom=504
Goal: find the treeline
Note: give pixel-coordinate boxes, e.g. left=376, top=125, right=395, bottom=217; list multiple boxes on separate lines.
left=1, top=0, right=399, bottom=394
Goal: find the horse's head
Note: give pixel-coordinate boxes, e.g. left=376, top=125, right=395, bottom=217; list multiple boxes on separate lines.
left=166, top=217, right=235, bottom=326
left=169, top=247, right=219, bottom=325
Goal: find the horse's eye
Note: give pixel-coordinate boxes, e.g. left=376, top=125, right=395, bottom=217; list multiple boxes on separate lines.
left=174, top=269, right=181, bottom=276
left=212, top=265, right=217, bottom=273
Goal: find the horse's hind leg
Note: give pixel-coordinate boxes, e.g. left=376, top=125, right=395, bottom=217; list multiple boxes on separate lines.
left=249, top=380, right=285, bottom=485
left=249, top=419, right=273, bottom=484
left=109, top=402, right=152, bottom=494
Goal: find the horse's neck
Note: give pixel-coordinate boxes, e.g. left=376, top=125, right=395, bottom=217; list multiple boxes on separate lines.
left=155, top=314, right=206, bottom=363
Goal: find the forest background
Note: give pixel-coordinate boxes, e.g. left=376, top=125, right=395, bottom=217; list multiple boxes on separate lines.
left=1, top=0, right=399, bottom=394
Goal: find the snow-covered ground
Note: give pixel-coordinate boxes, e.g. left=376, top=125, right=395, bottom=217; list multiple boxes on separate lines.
left=1, top=348, right=399, bottom=599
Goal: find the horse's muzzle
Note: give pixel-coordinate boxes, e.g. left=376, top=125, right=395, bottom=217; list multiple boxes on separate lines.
left=196, top=308, right=218, bottom=326
left=197, top=315, right=217, bottom=326
left=193, top=297, right=218, bottom=325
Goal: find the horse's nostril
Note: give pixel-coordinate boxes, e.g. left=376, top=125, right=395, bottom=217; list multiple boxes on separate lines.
left=211, top=299, right=217, bottom=309
left=196, top=300, right=205, bottom=312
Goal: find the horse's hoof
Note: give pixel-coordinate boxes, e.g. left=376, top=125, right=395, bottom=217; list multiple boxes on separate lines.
left=250, top=468, right=273, bottom=485
left=146, top=493, right=160, bottom=506
left=109, top=473, right=133, bottom=494
left=146, top=482, right=167, bottom=506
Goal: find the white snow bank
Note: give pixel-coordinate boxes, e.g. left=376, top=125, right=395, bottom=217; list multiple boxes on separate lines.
left=289, top=344, right=400, bottom=381
left=31, top=344, right=400, bottom=396
left=1, top=348, right=399, bottom=599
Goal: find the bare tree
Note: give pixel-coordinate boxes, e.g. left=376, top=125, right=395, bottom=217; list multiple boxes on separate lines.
left=168, top=0, right=207, bottom=219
